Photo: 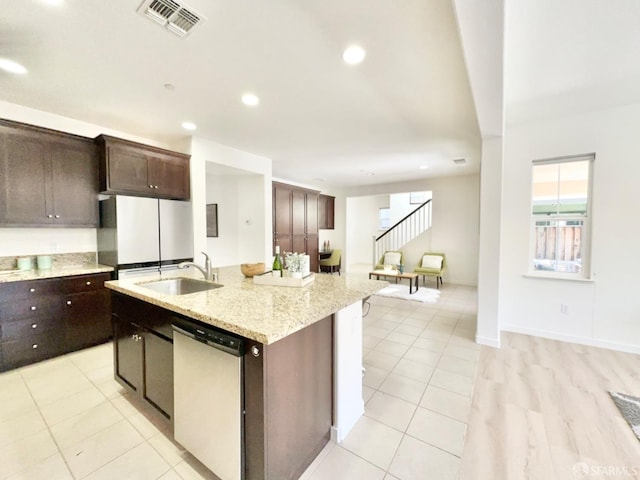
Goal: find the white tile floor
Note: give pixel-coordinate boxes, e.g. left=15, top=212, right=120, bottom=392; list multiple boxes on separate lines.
left=0, top=281, right=478, bottom=480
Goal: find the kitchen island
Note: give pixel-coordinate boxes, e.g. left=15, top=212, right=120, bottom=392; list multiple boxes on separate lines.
left=105, top=266, right=387, bottom=480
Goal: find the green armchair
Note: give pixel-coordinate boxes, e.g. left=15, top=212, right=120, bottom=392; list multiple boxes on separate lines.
left=319, top=249, right=341, bottom=275
left=375, top=251, right=404, bottom=271
left=414, top=252, right=446, bottom=288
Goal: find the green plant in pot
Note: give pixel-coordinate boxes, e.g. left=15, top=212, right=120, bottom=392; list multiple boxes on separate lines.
left=284, top=252, right=304, bottom=278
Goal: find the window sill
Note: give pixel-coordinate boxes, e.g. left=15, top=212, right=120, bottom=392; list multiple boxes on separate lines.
left=523, top=272, right=595, bottom=283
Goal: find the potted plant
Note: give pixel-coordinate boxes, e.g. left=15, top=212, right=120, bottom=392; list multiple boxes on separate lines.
left=284, top=252, right=304, bottom=278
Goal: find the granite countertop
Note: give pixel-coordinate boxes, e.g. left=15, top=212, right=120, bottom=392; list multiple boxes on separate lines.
left=0, top=264, right=114, bottom=283
left=105, top=266, right=388, bottom=345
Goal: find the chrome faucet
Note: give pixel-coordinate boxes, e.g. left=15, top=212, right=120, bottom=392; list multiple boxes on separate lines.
left=178, top=252, right=217, bottom=282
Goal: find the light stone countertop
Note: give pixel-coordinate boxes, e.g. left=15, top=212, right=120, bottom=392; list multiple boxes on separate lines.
left=105, top=266, right=388, bottom=345
left=0, top=264, right=114, bottom=283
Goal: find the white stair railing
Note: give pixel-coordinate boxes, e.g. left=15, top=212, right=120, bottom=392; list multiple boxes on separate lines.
left=372, top=200, right=432, bottom=267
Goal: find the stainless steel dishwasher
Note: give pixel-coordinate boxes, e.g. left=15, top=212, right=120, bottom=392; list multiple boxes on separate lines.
left=172, top=319, right=245, bottom=480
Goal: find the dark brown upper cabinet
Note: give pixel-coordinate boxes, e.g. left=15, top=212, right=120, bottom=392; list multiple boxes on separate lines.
left=318, top=194, right=335, bottom=230
left=96, top=135, right=190, bottom=200
left=0, top=119, right=99, bottom=227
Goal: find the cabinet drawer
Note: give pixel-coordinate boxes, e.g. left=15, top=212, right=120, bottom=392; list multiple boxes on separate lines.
left=0, top=316, right=59, bottom=341
left=1, top=330, right=66, bottom=367
left=64, top=273, right=111, bottom=294
left=0, top=278, right=61, bottom=301
left=0, top=295, right=60, bottom=323
left=112, top=292, right=174, bottom=340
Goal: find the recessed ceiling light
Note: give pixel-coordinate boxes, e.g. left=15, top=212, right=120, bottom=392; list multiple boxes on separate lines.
left=343, top=45, right=366, bottom=65
left=41, top=0, right=64, bottom=5
left=0, top=58, right=27, bottom=75
left=241, top=93, right=260, bottom=107
left=181, top=121, right=197, bottom=131
left=164, top=83, right=175, bottom=90
left=419, top=165, right=429, bottom=170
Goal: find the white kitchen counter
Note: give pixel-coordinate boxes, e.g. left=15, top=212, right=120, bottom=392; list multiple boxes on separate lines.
left=105, top=265, right=387, bottom=345
left=0, top=264, right=114, bottom=283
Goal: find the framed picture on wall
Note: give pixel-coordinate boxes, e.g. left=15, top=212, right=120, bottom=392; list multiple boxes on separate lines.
left=206, top=204, right=218, bottom=237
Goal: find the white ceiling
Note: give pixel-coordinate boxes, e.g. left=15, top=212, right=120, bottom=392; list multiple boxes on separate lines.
left=1, top=1, right=639, bottom=188
left=0, top=0, right=480, bottom=188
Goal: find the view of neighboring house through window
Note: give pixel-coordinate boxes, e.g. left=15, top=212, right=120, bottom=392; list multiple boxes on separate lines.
left=530, top=154, right=593, bottom=278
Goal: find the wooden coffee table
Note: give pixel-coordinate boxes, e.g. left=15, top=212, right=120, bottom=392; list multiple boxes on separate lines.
left=368, top=270, right=419, bottom=294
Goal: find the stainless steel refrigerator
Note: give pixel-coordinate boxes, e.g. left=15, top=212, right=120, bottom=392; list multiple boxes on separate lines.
left=97, top=195, right=193, bottom=278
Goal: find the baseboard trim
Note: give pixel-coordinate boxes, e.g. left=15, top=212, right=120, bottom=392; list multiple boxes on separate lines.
left=475, top=335, right=500, bottom=348
left=502, top=324, right=640, bottom=355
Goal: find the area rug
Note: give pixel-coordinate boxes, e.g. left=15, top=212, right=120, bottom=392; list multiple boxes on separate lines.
left=374, top=284, right=440, bottom=303
left=609, top=391, right=640, bottom=442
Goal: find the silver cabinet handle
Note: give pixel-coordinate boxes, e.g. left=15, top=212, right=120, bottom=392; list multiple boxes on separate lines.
left=149, top=184, right=154, bottom=188
left=154, top=185, right=159, bottom=189
left=86, top=281, right=92, bottom=286
left=32, top=344, right=38, bottom=349
left=32, top=323, right=38, bottom=329
left=30, top=306, right=37, bottom=311
left=54, top=215, right=60, bottom=219
left=251, top=345, right=261, bottom=357
left=29, top=288, right=35, bottom=292
left=47, top=214, right=53, bottom=218
left=67, top=300, right=72, bottom=305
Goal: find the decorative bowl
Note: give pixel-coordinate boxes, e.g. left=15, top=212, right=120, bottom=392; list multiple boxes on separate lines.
left=241, top=262, right=265, bottom=278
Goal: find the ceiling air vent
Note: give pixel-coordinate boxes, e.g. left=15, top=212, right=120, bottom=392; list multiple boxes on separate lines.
left=137, top=0, right=205, bottom=38
left=453, top=158, right=467, bottom=165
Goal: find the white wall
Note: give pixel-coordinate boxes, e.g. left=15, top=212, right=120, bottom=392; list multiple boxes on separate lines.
left=347, top=174, right=480, bottom=286
left=346, top=195, right=390, bottom=267
left=499, top=103, right=640, bottom=353
left=476, top=136, right=503, bottom=347
left=389, top=192, right=432, bottom=225
left=205, top=172, right=266, bottom=266
left=190, top=137, right=272, bottom=268
left=0, top=101, right=179, bottom=258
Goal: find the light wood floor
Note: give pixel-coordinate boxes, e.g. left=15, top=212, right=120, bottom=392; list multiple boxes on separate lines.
left=459, top=332, right=640, bottom=479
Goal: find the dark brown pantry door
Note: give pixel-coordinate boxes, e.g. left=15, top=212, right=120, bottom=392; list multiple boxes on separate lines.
left=0, top=128, right=51, bottom=225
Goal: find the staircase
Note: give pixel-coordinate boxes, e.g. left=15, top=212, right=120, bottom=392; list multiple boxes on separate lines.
left=373, top=199, right=432, bottom=266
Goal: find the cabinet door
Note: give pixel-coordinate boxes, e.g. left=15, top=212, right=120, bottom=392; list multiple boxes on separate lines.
left=305, top=192, right=318, bottom=235
left=306, top=235, right=319, bottom=273
left=273, top=185, right=292, bottom=237
left=105, top=142, right=151, bottom=194
left=142, top=331, right=174, bottom=419
left=292, top=235, right=306, bottom=256
left=65, top=290, right=111, bottom=350
left=148, top=154, right=190, bottom=200
left=292, top=190, right=306, bottom=235
left=50, top=138, right=99, bottom=226
left=318, top=194, right=335, bottom=230
left=326, top=196, right=335, bottom=229
left=0, top=126, right=51, bottom=226
left=113, top=315, right=143, bottom=392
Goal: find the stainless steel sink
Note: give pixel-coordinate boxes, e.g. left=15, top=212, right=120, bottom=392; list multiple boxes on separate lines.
left=138, top=277, right=223, bottom=295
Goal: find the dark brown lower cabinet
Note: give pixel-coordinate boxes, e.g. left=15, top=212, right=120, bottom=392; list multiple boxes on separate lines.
left=0, top=273, right=112, bottom=372
left=112, top=292, right=174, bottom=422
left=244, top=315, right=333, bottom=480
left=111, top=290, right=333, bottom=480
